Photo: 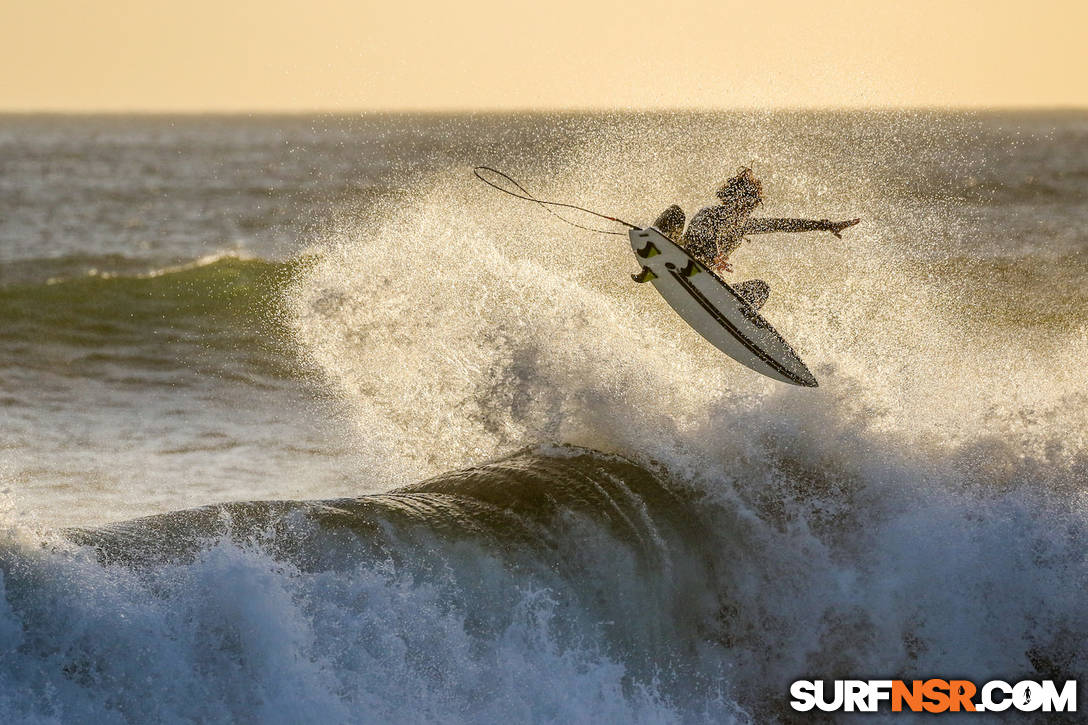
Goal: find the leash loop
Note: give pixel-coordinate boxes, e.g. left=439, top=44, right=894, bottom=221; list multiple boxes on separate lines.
left=473, top=166, right=637, bottom=236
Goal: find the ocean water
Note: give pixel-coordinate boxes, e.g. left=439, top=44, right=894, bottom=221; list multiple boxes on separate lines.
left=1, top=111, right=1086, bottom=722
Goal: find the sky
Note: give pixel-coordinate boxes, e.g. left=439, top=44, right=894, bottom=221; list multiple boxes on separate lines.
left=1, top=0, right=1085, bottom=111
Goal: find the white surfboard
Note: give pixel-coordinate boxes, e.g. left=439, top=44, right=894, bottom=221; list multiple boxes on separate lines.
left=630, top=227, right=817, bottom=387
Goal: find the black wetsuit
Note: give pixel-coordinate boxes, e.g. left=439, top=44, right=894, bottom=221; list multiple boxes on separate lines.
left=653, top=203, right=831, bottom=311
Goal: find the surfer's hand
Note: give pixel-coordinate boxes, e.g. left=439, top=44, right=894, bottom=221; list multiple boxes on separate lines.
left=712, top=254, right=733, bottom=273
left=826, top=218, right=861, bottom=238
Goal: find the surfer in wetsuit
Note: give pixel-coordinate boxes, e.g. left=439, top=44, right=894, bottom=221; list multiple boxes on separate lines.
left=653, top=168, right=860, bottom=309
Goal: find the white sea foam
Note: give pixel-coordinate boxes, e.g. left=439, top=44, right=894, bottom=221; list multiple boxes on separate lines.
left=0, top=519, right=748, bottom=724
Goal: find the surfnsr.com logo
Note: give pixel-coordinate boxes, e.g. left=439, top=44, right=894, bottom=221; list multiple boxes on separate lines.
left=790, top=679, right=1077, bottom=713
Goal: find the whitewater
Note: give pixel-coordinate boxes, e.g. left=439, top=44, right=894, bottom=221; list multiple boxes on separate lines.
left=1, top=112, right=1086, bottom=722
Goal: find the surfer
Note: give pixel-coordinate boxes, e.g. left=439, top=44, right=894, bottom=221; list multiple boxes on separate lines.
left=653, top=168, right=860, bottom=309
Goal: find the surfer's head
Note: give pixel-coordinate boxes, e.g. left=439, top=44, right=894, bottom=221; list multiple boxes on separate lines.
left=716, top=167, right=763, bottom=210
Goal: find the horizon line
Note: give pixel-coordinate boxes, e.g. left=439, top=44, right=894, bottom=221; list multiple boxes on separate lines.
left=1, top=104, right=1086, bottom=116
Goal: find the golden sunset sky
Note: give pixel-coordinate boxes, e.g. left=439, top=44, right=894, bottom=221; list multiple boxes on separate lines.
left=2, top=0, right=1085, bottom=111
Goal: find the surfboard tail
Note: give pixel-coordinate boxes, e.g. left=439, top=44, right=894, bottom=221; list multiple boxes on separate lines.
left=628, top=227, right=818, bottom=387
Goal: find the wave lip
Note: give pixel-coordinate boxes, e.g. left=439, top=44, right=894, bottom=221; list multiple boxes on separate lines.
left=67, top=445, right=717, bottom=616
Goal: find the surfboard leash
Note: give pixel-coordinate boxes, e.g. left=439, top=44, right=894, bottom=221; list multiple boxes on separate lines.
left=472, top=166, right=637, bottom=236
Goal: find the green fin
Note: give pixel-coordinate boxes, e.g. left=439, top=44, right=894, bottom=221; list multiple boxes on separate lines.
left=681, top=261, right=701, bottom=277
left=636, top=242, right=660, bottom=258
left=631, top=267, right=657, bottom=283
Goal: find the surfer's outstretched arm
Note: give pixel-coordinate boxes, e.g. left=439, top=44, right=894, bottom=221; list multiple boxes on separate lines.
left=744, top=218, right=860, bottom=238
